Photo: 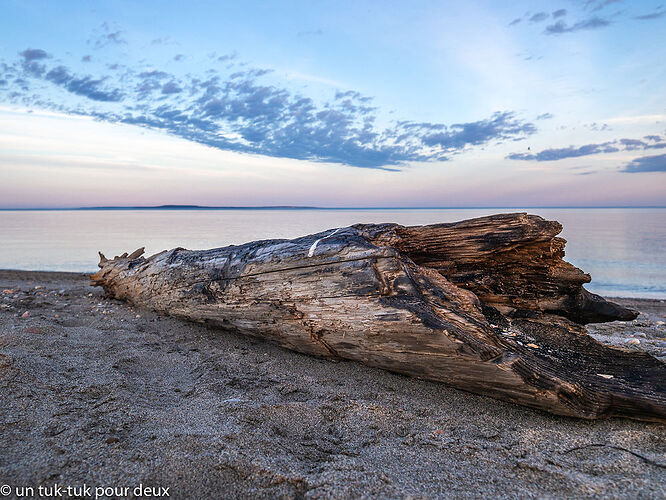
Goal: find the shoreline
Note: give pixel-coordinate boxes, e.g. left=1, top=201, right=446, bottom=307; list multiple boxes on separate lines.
left=1, top=270, right=664, bottom=497
left=1, top=268, right=664, bottom=302
left=3, top=206, right=665, bottom=210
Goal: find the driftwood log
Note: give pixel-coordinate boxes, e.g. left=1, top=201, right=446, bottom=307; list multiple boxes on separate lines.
left=91, top=213, right=666, bottom=422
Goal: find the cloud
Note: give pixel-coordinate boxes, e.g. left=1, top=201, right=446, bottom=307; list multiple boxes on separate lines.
left=151, top=37, right=173, bottom=45
left=619, top=138, right=648, bottom=150
left=529, top=12, right=549, bottom=23
left=217, top=53, right=238, bottom=62
left=587, top=122, right=609, bottom=131
left=507, top=137, right=666, bottom=161
left=139, top=70, right=169, bottom=79
left=20, top=49, right=50, bottom=61
left=536, top=112, right=553, bottom=120
left=2, top=48, right=536, bottom=169
left=81, top=55, right=92, bottom=63
left=507, top=143, right=617, bottom=161
left=620, top=137, right=666, bottom=150
left=622, top=154, right=666, bottom=173
left=90, top=23, right=127, bottom=49
left=634, top=9, right=666, bottom=20
left=545, top=16, right=610, bottom=34
left=161, top=81, right=182, bottom=94
left=584, top=0, right=622, bottom=12
left=335, top=90, right=372, bottom=102
left=18, top=48, right=51, bottom=77
left=63, top=77, right=123, bottom=102
left=518, top=1, right=654, bottom=35
left=93, top=31, right=127, bottom=49
left=519, top=2, right=660, bottom=37
left=410, top=112, right=536, bottom=150
left=45, top=65, right=123, bottom=102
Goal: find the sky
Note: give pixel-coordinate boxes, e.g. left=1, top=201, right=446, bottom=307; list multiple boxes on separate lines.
left=0, top=0, right=665, bottom=208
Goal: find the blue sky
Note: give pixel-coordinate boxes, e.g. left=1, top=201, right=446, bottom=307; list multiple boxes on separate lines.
left=1, top=0, right=665, bottom=207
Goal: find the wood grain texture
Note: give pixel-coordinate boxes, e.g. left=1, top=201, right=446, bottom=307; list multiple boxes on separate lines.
left=91, top=213, right=665, bottom=422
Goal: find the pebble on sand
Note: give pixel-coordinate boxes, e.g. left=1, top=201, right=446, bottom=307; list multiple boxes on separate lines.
left=21, top=311, right=30, bottom=318
left=625, top=338, right=640, bottom=346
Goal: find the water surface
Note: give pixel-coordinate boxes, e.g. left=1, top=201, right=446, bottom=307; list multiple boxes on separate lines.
left=0, top=208, right=664, bottom=298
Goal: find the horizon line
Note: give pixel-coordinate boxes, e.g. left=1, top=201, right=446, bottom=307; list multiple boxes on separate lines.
left=1, top=204, right=666, bottom=211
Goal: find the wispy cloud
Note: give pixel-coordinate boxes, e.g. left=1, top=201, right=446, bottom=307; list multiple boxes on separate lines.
left=507, top=135, right=665, bottom=161
left=584, top=0, right=623, bottom=12
left=510, top=7, right=613, bottom=35
left=529, top=12, right=549, bottom=23
left=89, top=23, right=127, bottom=49
left=217, top=52, right=238, bottom=62
left=45, top=66, right=123, bottom=102
left=401, top=112, right=536, bottom=150
left=514, top=1, right=662, bottom=36
left=622, top=153, right=666, bottom=173
left=19, top=49, right=50, bottom=61
left=634, top=8, right=666, bottom=20
left=1, top=47, right=536, bottom=169
left=586, top=122, right=610, bottom=131
left=18, top=49, right=51, bottom=78
left=544, top=16, right=610, bottom=34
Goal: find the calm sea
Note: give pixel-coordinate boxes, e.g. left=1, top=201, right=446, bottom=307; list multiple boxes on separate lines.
left=0, top=208, right=664, bottom=299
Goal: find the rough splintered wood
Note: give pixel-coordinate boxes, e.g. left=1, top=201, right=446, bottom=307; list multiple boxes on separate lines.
left=91, top=213, right=666, bottom=422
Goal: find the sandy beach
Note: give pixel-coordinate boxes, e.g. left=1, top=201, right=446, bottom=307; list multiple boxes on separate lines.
left=0, top=269, right=665, bottom=499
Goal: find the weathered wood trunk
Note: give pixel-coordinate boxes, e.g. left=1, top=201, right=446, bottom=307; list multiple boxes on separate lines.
left=91, top=213, right=666, bottom=422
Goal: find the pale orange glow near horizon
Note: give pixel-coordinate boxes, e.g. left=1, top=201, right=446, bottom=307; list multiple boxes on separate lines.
left=1, top=108, right=665, bottom=209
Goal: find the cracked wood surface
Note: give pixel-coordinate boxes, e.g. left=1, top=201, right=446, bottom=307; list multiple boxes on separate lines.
left=91, top=213, right=666, bottom=422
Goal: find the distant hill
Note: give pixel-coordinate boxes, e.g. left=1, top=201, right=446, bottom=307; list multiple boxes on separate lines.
left=73, top=205, right=320, bottom=210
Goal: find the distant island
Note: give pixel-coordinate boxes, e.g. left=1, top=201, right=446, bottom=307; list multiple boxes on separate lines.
left=75, top=205, right=320, bottom=210
left=0, top=205, right=320, bottom=211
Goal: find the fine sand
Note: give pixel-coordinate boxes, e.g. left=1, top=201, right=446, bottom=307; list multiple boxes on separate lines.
left=0, top=270, right=665, bottom=499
